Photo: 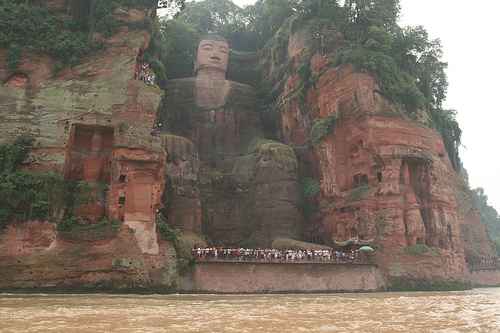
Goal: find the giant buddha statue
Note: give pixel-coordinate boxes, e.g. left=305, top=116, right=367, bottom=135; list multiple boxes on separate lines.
left=161, top=35, right=265, bottom=169
left=160, top=35, right=305, bottom=248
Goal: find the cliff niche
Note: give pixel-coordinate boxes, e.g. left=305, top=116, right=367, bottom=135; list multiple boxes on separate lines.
left=0, top=2, right=498, bottom=293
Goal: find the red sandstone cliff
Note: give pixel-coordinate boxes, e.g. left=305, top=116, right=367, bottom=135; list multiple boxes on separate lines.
left=0, top=1, right=176, bottom=292
left=260, top=25, right=498, bottom=287
left=1, top=2, right=497, bottom=293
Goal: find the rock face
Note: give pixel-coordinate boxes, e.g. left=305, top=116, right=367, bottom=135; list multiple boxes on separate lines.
left=0, top=1, right=176, bottom=291
left=0, top=4, right=498, bottom=292
left=258, top=26, right=498, bottom=287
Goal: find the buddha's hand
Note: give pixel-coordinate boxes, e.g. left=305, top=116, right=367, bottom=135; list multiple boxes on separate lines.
left=161, top=134, right=198, bottom=165
left=260, top=142, right=297, bottom=173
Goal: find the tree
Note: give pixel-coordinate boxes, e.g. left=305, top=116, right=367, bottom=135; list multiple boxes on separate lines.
left=471, top=187, right=500, bottom=257
left=179, top=0, right=240, bottom=35
left=392, top=25, right=448, bottom=109
left=151, top=19, right=200, bottom=79
left=343, top=0, right=401, bottom=41
left=429, top=108, right=461, bottom=172
left=239, top=0, right=274, bottom=50
left=265, top=0, right=297, bottom=32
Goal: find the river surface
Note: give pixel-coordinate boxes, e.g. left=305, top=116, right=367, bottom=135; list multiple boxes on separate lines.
left=1, top=288, right=499, bottom=332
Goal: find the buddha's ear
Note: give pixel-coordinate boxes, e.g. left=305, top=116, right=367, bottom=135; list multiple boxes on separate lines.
left=192, top=52, right=198, bottom=74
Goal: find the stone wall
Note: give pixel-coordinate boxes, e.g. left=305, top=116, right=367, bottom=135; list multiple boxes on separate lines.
left=179, top=261, right=386, bottom=293
left=470, top=268, right=500, bottom=287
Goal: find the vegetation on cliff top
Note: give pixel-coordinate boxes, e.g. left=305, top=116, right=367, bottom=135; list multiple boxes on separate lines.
left=0, top=0, right=171, bottom=76
left=471, top=187, right=500, bottom=257
left=0, top=0, right=105, bottom=75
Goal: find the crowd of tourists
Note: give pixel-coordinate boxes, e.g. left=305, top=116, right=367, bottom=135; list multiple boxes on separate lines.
left=136, top=62, right=155, bottom=83
left=192, top=247, right=368, bottom=263
left=467, top=259, right=499, bottom=270
left=150, top=124, right=160, bottom=136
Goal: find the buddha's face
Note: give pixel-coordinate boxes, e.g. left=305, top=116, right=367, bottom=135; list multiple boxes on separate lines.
left=194, top=39, right=229, bottom=75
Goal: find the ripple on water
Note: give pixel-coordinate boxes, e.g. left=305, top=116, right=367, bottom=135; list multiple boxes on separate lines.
left=0, top=289, right=499, bottom=332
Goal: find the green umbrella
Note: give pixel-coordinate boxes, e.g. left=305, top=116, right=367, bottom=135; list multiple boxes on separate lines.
left=359, top=246, right=374, bottom=252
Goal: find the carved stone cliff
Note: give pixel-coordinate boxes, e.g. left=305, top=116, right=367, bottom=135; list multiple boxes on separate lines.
left=0, top=1, right=176, bottom=292
left=259, top=25, right=497, bottom=287
left=0, top=3, right=497, bottom=292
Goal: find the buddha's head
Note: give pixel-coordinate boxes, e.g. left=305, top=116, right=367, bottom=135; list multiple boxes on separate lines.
left=193, top=35, right=229, bottom=79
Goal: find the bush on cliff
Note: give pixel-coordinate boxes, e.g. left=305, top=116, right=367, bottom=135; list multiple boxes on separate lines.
left=58, top=217, right=123, bottom=240
left=0, top=208, right=11, bottom=230
left=0, top=136, right=100, bottom=228
left=158, top=220, right=195, bottom=276
left=0, top=137, right=61, bottom=223
left=347, top=183, right=372, bottom=202
left=299, top=177, right=321, bottom=222
left=308, top=114, right=338, bottom=147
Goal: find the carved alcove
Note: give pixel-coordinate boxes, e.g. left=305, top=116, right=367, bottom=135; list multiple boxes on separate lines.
left=65, top=125, right=114, bottom=182
left=3, top=72, right=29, bottom=87
left=64, top=125, right=114, bottom=223
left=400, top=157, right=432, bottom=246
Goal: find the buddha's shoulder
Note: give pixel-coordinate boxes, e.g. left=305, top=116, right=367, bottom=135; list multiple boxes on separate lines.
left=165, top=77, right=197, bottom=88
left=227, top=80, right=256, bottom=96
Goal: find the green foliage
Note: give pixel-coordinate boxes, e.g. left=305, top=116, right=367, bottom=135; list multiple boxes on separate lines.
left=179, top=0, right=239, bottom=35
left=299, top=177, right=321, bottom=199
left=0, top=208, right=12, bottom=230
left=0, top=136, right=35, bottom=174
left=226, top=66, right=259, bottom=86
left=147, top=19, right=200, bottom=80
left=407, top=244, right=430, bottom=257
left=309, top=113, right=338, bottom=147
left=271, top=25, right=290, bottom=65
left=246, top=138, right=275, bottom=154
left=158, top=220, right=195, bottom=276
left=0, top=170, right=66, bottom=219
left=125, top=17, right=153, bottom=34
left=379, top=219, right=389, bottom=227
left=430, top=108, right=461, bottom=172
left=7, top=43, right=22, bottom=69
left=58, top=217, right=122, bottom=240
left=347, top=183, right=372, bottom=202
left=0, top=137, right=67, bottom=225
left=0, top=136, right=109, bottom=229
left=471, top=187, right=500, bottom=257
left=0, top=1, right=105, bottom=75
left=333, top=43, right=426, bottom=112
left=116, top=0, right=160, bottom=10
left=30, top=201, right=51, bottom=219
left=492, top=236, right=500, bottom=259
left=96, top=14, right=120, bottom=38
left=59, top=217, right=75, bottom=231
left=298, top=177, right=320, bottom=222
left=297, top=60, right=311, bottom=82
left=117, top=121, right=126, bottom=133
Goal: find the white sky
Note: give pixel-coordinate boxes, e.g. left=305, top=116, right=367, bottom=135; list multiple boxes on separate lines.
left=398, top=0, right=500, bottom=211
left=173, top=0, right=500, bottom=211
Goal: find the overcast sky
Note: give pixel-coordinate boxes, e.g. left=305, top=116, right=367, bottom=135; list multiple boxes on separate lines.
left=397, top=0, right=500, bottom=211
left=169, top=0, right=500, bottom=211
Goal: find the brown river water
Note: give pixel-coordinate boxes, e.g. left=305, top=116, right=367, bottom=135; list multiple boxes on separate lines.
left=1, top=288, right=499, bottom=332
